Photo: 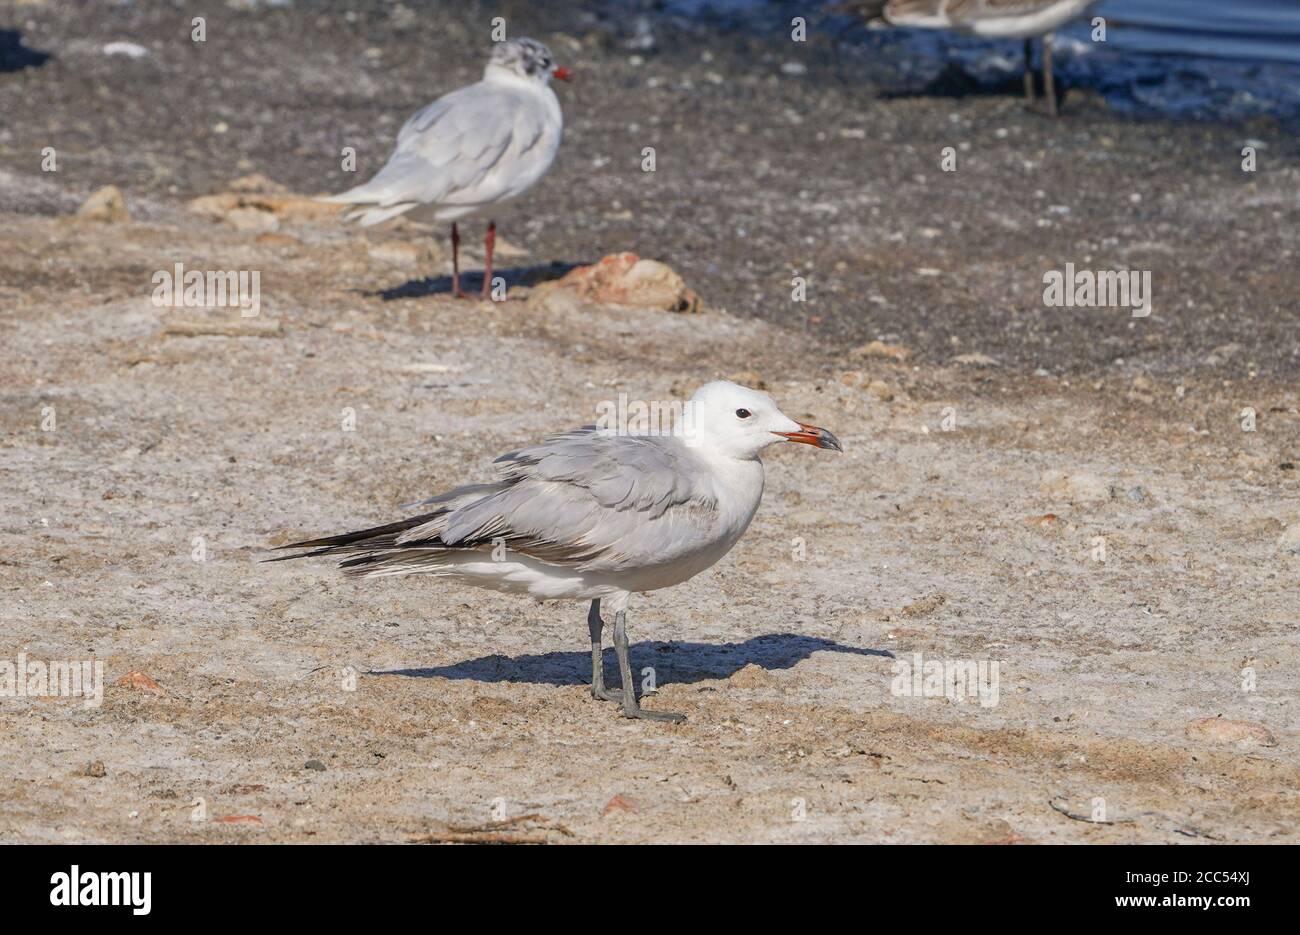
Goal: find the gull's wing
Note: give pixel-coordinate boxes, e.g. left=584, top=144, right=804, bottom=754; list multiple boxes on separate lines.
left=271, top=429, right=723, bottom=577
left=321, top=81, right=557, bottom=225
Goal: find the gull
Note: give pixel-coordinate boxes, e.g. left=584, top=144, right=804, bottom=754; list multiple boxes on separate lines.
left=321, top=38, right=571, bottom=299
left=269, top=381, right=842, bottom=722
left=882, top=0, right=1099, bottom=115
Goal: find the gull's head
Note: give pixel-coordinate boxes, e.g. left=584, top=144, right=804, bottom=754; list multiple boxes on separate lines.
left=688, top=380, right=842, bottom=460
left=486, top=38, right=572, bottom=86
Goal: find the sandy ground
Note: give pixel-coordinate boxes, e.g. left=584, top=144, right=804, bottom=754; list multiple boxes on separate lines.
left=0, top=0, right=1297, bottom=843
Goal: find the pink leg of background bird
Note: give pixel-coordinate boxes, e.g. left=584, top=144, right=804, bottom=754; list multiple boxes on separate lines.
left=482, top=221, right=496, bottom=300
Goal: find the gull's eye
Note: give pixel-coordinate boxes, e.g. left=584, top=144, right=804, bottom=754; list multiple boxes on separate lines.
left=735, top=408, right=752, bottom=419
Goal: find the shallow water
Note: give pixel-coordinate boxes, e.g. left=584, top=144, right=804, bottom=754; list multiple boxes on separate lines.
left=621, top=0, right=1300, bottom=122
left=1088, top=0, right=1300, bottom=64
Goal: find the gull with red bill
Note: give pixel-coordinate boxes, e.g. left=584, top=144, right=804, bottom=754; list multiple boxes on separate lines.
left=321, top=38, right=571, bottom=298
left=268, top=381, right=841, bottom=722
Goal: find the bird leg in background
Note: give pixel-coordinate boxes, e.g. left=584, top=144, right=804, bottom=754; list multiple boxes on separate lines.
left=482, top=220, right=496, bottom=300
left=1043, top=35, right=1058, bottom=117
left=1023, top=38, right=1036, bottom=106
left=450, top=222, right=469, bottom=299
left=588, top=599, right=623, bottom=703
left=612, top=610, right=686, bottom=722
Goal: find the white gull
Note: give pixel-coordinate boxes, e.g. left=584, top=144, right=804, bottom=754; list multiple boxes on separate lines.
left=270, top=381, right=842, bottom=722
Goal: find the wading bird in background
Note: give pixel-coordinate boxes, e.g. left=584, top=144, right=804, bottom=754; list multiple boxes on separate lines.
left=321, top=38, right=571, bottom=299
left=881, top=0, right=1100, bottom=115
left=269, top=382, right=842, bottom=723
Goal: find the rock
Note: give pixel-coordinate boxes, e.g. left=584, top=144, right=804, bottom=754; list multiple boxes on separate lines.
left=226, top=207, right=280, bottom=233
left=602, top=794, right=637, bottom=815
left=75, top=185, right=131, bottom=224
left=367, top=241, right=436, bottom=268
left=102, top=41, right=149, bottom=59
left=530, top=253, right=700, bottom=313
left=727, top=370, right=767, bottom=390
left=952, top=352, right=1000, bottom=367
left=304, top=759, right=327, bottom=772
left=228, top=172, right=288, bottom=194
left=1184, top=717, right=1276, bottom=748
left=1278, top=525, right=1300, bottom=555
left=115, top=671, right=164, bottom=694
left=901, top=594, right=947, bottom=618
left=187, top=190, right=340, bottom=225
left=864, top=379, right=894, bottom=401
left=729, top=663, right=777, bottom=689
left=1204, top=342, right=1242, bottom=366
left=255, top=232, right=300, bottom=247
left=1039, top=470, right=1110, bottom=503
left=851, top=340, right=910, bottom=363
left=528, top=285, right=584, bottom=315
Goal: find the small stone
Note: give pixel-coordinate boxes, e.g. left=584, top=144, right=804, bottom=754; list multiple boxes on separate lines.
left=728, top=371, right=766, bottom=390
left=1278, top=525, right=1300, bottom=555
left=255, top=232, right=300, bottom=247
left=75, top=185, right=131, bottom=224
left=850, top=340, right=910, bottom=363
left=952, top=352, right=999, bottom=367
left=865, top=379, right=894, bottom=401
left=602, top=794, right=637, bottom=815
left=532, top=253, right=700, bottom=313
left=304, top=759, right=327, bottom=772
left=228, top=172, right=287, bottom=194
left=728, top=663, right=777, bottom=689
left=901, top=594, right=947, bottom=618
left=115, top=671, right=164, bottom=694
left=1184, top=717, right=1276, bottom=748
left=1039, top=470, right=1110, bottom=503
left=225, top=207, right=280, bottom=232
left=367, top=241, right=432, bottom=268
left=102, top=41, right=149, bottom=59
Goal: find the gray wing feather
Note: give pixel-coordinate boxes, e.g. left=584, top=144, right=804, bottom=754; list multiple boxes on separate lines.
left=390, top=429, right=719, bottom=573
left=326, top=82, right=546, bottom=212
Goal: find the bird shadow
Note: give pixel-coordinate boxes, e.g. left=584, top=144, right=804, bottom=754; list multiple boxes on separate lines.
left=879, top=62, right=1042, bottom=101
left=375, top=633, right=892, bottom=688
left=368, top=260, right=582, bottom=301
left=0, top=30, right=51, bottom=72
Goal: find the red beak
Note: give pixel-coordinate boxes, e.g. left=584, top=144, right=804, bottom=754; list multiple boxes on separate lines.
left=774, top=422, right=843, bottom=452
left=552, top=66, right=573, bottom=82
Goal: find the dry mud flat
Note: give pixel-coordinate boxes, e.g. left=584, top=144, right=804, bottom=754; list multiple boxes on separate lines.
left=0, top=195, right=1297, bottom=844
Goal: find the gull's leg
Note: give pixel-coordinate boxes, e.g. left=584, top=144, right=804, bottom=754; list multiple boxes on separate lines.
left=450, top=222, right=468, bottom=299
left=481, top=220, right=496, bottom=301
left=1043, top=35, right=1058, bottom=117
left=613, top=610, right=685, bottom=723
left=1022, top=38, right=1036, bottom=107
left=588, top=599, right=623, bottom=703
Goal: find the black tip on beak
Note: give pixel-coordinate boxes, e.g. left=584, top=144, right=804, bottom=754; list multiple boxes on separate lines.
left=774, top=423, right=843, bottom=452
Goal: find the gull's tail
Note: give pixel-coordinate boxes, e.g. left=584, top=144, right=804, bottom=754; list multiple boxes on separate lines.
left=316, top=188, right=418, bottom=227
left=265, top=482, right=510, bottom=578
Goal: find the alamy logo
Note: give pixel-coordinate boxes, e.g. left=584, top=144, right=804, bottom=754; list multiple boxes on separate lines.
left=594, top=393, right=700, bottom=446
left=50, top=866, right=151, bottom=915
left=890, top=652, right=1000, bottom=708
left=0, top=654, right=103, bottom=708
left=1043, top=263, right=1152, bottom=317
left=151, top=261, right=261, bottom=317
